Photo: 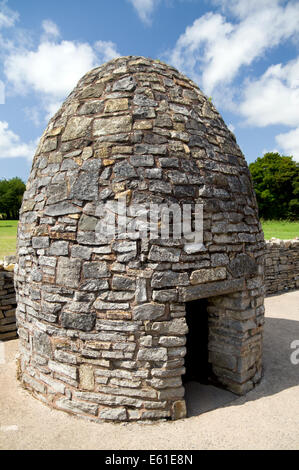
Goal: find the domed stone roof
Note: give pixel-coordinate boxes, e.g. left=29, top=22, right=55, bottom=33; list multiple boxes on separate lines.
left=15, top=56, right=265, bottom=422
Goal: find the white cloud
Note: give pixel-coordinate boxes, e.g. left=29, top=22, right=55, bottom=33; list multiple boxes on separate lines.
left=94, top=40, right=120, bottom=63
left=4, top=23, right=120, bottom=118
left=5, top=40, right=98, bottom=97
left=0, top=0, right=18, bottom=29
left=129, top=0, right=160, bottom=24
left=240, top=58, right=299, bottom=127
left=239, top=56, right=299, bottom=161
left=166, top=0, right=299, bottom=96
left=42, top=19, right=60, bottom=39
left=0, top=121, right=36, bottom=160
left=276, top=128, right=299, bottom=162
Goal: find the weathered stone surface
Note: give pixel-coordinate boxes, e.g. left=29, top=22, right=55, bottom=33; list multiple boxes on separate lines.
left=62, top=116, right=92, bottom=141
left=55, top=398, right=98, bottom=416
left=15, top=55, right=265, bottom=424
left=71, top=171, right=99, bottom=201
left=112, top=275, right=135, bottom=291
left=190, top=267, right=226, bottom=285
left=61, top=312, right=96, bottom=331
left=137, top=347, right=168, bottom=362
left=105, top=98, right=129, bottom=113
left=148, top=318, right=188, bottom=336
left=99, top=407, right=127, bottom=421
left=49, top=241, right=69, bottom=256
left=133, top=303, right=165, bottom=321
left=32, top=237, right=50, bottom=249
left=178, top=279, right=245, bottom=302
left=94, top=116, right=132, bottom=136
left=83, top=261, right=108, bottom=279
left=112, top=76, right=136, bottom=91
left=44, top=202, right=81, bottom=217
left=56, top=257, right=81, bottom=288
left=228, top=254, right=258, bottom=278
left=148, top=246, right=180, bottom=262
left=79, top=364, right=95, bottom=390
left=151, top=271, right=189, bottom=288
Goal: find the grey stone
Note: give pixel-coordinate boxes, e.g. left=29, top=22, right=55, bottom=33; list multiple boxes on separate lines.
left=229, top=254, right=258, bottom=278
left=71, top=245, right=92, bottom=260
left=61, top=311, right=96, bottom=331
left=148, top=245, right=180, bottom=262
left=33, top=331, right=52, bottom=357
left=49, top=241, right=69, bottom=256
left=158, top=157, right=179, bottom=168
left=32, top=237, right=50, bottom=249
left=135, top=278, right=147, bottom=303
left=71, top=171, right=98, bottom=201
left=135, top=144, right=167, bottom=155
left=56, top=257, right=81, bottom=288
left=48, top=360, right=77, bottom=379
left=112, top=275, right=136, bottom=291
left=133, top=303, right=165, bottom=321
left=94, top=116, right=132, bottom=136
left=112, top=76, right=136, bottom=91
left=44, top=202, right=81, bottom=216
left=56, top=398, right=98, bottom=416
left=151, top=271, right=189, bottom=288
left=83, top=261, right=108, bottom=279
left=148, top=318, right=188, bottom=336
left=99, top=407, right=127, bottom=421
left=178, top=278, right=245, bottom=302
left=130, top=155, right=154, bottom=167
left=113, top=161, right=137, bottom=179
left=62, top=116, right=92, bottom=141
left=190, top=267, right=226, bottom=284
left=137, top=348, right=168, bottom=362
left=133, top=107, right=156, bottom=119
left=152, top=289, right=178, bottom=302
left=78, top=214, right=98, bottom=231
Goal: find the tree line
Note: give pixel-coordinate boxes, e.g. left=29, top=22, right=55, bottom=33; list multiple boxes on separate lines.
left=0, top=177, right=26, bottom=220
left=0, top=153, right=298, bottom=220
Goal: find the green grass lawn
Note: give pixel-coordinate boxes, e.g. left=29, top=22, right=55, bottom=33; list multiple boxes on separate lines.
left=0, top=220, right=18, bottom=259
left=0, top=219, right=298, bottom=259
left=261, top=220, right=299, bottom=240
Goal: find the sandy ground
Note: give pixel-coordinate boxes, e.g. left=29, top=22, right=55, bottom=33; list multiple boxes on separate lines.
left=0, top=290, right=298, bottom=450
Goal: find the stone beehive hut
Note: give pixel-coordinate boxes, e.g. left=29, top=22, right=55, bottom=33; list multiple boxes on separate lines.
left=15, top=56, right=265, bottom=422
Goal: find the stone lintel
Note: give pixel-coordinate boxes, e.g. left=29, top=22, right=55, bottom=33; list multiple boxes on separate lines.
left=178, top=278, right=245, bottom=302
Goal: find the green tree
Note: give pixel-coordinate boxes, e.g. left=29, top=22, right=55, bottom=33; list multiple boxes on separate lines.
left=0, top=177, right=26, bottom=220
left=249, top=152, right=299, bottom=220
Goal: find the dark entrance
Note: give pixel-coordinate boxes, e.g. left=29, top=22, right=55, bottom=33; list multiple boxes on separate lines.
left=183, top=298, right=211, bottom=384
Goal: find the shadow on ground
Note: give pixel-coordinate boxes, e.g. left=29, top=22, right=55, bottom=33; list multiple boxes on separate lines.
left=184, top=316, right=299, bottom=417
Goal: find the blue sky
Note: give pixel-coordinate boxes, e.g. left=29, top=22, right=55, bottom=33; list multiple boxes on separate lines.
left=0, top=0, right=299, bottom=182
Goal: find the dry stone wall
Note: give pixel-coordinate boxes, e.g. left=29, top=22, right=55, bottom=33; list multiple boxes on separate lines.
left=265, top=238, right=299, bottom=294
left=0, top=257, right=17, bottom=340
left=3, top=239, right=297, bottom=345
left=15, top=56, right=265, bottom=423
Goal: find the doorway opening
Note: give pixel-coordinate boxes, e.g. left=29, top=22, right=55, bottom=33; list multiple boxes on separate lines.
left=183, top=298, right=212, bottom=385
left=183, top=297, right=237, bottom=417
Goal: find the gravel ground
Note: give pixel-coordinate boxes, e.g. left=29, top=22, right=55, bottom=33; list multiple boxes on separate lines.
left=0, top=290, right=298, bottom=450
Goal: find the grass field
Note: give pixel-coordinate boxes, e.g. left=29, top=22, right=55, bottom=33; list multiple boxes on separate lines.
left=0, top=219, right=298, bottom=259
left=261, top=220, right=299, bottom=240
left=0, top=220, right=18, bottom=259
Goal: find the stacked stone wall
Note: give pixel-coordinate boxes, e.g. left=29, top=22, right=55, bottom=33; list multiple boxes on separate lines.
left=265, top=238, right=299, bottom=295
left=14, top=56, right=265, bottom=422
left=0, top=258, right=17, bottom=340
